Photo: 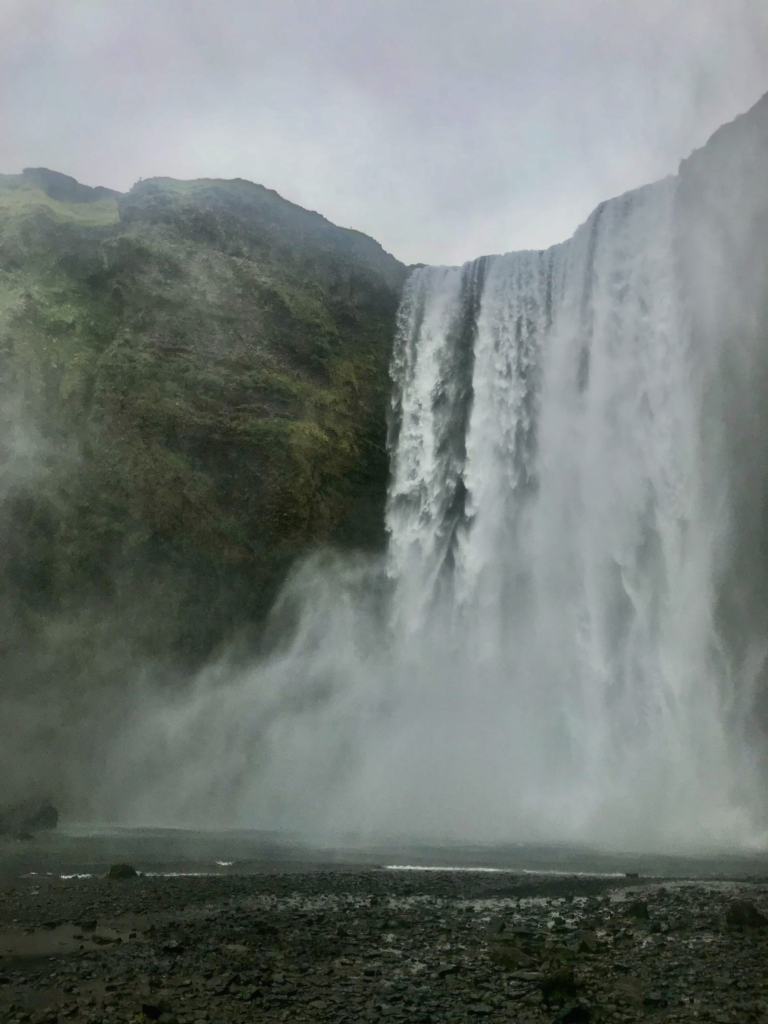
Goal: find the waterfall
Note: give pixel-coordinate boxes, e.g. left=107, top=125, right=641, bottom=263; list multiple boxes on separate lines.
left=383, top=175, right=762, bottom=846
left=95, top=96, right=768, bottom=850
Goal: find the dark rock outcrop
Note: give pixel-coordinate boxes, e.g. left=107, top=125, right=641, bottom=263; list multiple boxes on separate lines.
left=0, top=800, right=58, bottom=837
left=725, top=899, right=768, bottom=929
left=107, top=863, right=138, bottom=879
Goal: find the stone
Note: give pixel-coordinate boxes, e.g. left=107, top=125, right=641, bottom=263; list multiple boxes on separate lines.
left=643, top=991, right=667, bottom=1007
left=489, top=947, right=537, bottom=970
left=575, top=930, right=599, bottom=953
left=512, top=970, right=544, bottom=982
left=725, top=900, right=768, bottom=928
left=484, top=916, right=506, bottom=938
left=8, top=861, right=768, bottom=1024
left=436, top=963, right=460, bottom=978
left=553, top=1000, right=592, bottom=1023
left=107, top=863, right=138, bottom=879
left=541, top=968, right=578, bottom=1006
left=611, top=976, right=644, bottom=1007
left=626, top=900, right=649, bottom=920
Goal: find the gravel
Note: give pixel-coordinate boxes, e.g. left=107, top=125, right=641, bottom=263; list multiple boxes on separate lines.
left=2, top=870, right=768, bottom=1023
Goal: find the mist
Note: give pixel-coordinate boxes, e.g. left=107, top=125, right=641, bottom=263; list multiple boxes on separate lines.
left=85, top=546, right=765, bottom=854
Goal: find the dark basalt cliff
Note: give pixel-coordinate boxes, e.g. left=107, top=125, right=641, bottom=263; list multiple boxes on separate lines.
left=0, top=169, right=408, bottom=696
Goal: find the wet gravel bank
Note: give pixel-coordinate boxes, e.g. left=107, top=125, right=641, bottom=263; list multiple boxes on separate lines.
left=2, top=869, right=768, bottom=1024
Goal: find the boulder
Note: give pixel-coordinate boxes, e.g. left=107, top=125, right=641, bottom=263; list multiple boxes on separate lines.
left=107, top=863, right=138, bottom=879
left=725, top=899, right=768, bottom=928
left=541, top=967, right=578, bottom=1007
left=484, top=916, right=506, bottom=938
left=626, top=900, right=649, bottom=920
left=554, top=1000, right=592, bottom=1023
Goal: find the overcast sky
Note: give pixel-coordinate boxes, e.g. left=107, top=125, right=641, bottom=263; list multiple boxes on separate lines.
left=2, top=0, right=768, bottom=265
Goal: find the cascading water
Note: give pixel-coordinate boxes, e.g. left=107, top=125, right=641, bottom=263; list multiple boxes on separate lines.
left=382, top=175, right=761, bottom=847
left=94, top=96, right=768, bottom=851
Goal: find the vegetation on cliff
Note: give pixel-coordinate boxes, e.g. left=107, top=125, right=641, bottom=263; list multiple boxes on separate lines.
left=0, top=167, right=407, bottom=690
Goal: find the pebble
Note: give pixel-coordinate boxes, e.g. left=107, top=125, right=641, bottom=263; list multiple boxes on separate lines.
left=2, top=871, right=768, bottom=1023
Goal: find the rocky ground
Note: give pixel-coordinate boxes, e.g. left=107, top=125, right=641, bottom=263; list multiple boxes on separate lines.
left=2, top=868, right=768, bottom=1024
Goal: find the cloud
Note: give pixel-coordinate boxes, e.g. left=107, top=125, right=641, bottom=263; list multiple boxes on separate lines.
left=2, top=0, right=768, bottom=263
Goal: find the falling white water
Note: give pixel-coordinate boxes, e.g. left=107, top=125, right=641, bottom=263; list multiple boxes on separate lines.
left=383, top=177, right=761, bottom=847
left=96, top=177, right=768, bottom=853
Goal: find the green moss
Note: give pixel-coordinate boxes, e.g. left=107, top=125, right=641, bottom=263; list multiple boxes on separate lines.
left=0, top=175, right=119, bottom=226
left=0, top=169, right=406, bottom=668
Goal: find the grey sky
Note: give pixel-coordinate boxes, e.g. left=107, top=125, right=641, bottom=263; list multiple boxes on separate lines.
left=2, top=0, right=768, bottom=265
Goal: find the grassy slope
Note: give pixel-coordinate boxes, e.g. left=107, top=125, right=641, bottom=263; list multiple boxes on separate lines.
left=0, top=171, right=407, bottom=680
left=0, top=173, right=119, bottom=226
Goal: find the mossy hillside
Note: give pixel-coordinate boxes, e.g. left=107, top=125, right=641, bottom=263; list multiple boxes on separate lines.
left=0, top=173, right=119, bottom=227
left=0, top=171, right=407, bottom=673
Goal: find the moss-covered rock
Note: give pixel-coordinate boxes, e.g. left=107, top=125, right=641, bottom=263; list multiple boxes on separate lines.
left=0, top=169, right=407, bottom=679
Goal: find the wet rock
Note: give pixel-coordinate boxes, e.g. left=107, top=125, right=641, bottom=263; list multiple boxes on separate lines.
left=484, top=916, right=506, bottom=939
left=436, top=963, right=460, bottom=978
left=542, top=968, right=578, bottom=1006
left=725, top=900, right=768, bottom=928
left=626, top=900, right=649, bottom=920
left=575, top=930, right=599, bottom=953
left=490, top=946, right=538, bottom=970
left=643, top=990, right=667, bottom=1007
left=611, top=975, right=644, bottom=1007
left=512, top=969, right=545, bottom=982
left=8, top=867, right=768, bottom=1024
left=553, top=1000, right=591, bottom=1023
left=207, top=973, right=237, bottom=995
left=107, top=863, right=138, bottom=879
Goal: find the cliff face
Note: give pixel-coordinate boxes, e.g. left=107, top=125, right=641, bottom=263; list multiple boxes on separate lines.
left=0, top=170, right=408, bottom=693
